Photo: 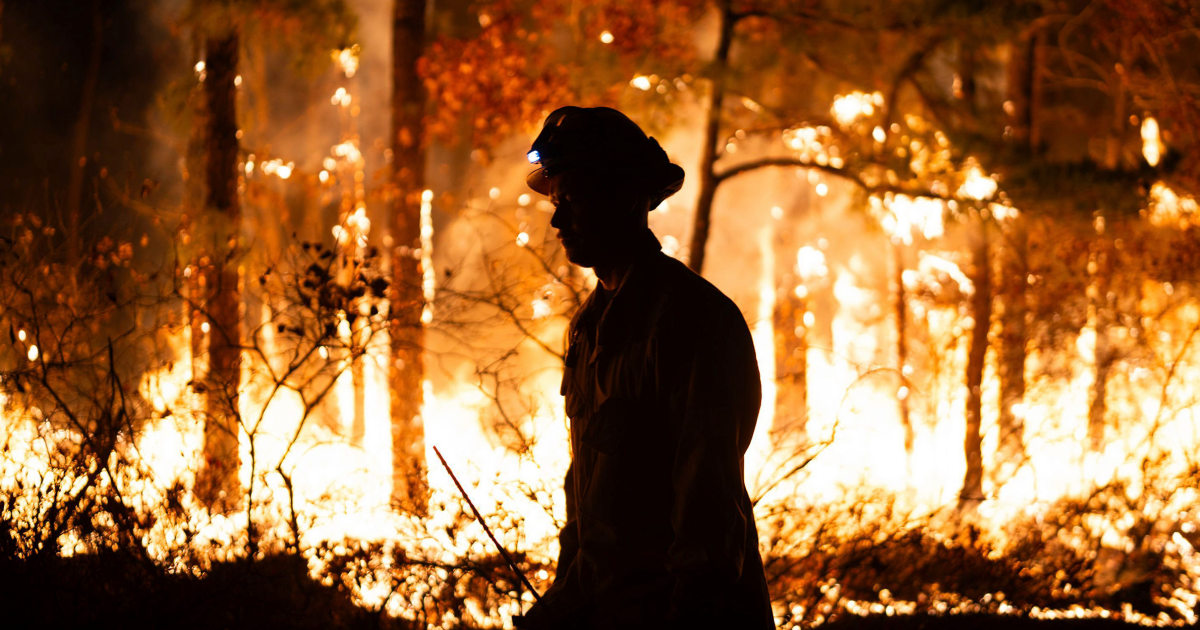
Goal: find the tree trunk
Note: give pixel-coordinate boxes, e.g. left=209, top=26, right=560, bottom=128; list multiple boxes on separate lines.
left=1088, top=48, right=1129, bottom=452
left=959, top=217, right=991, bottom=510
left=773, top=276, right=808, bottom=439
left=1087, top=233, right=1114, bottom=451
left=1007, top=28, right=1044, bottom=151
left=195, top=31, right=242, bottom=512
left=65, top=0, right=102, bottom=273
left=771, top=189, right=811, bottom=440
left=993, top=29, right=1040, bottom=471
left=686, top=0, right=734, bottom=274
left=893, top=243, right=914, bottom=455
left=389, top=0, right=429, bottom=513
left=995, top=220, right=1027, bottom=467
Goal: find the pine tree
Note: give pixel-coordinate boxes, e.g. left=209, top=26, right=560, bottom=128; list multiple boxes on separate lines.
left=389, top=0, right=430, bottom=513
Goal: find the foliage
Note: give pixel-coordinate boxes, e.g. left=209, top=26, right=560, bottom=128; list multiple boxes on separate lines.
left=420, top=0, right=705, bottom=150
left=0, top=212, right=169, bottom=559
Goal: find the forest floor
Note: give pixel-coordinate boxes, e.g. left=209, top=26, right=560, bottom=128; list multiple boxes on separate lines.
left=0, top=551, right=1164, bottom=630
left=820, top=613, right=1162, bottom=630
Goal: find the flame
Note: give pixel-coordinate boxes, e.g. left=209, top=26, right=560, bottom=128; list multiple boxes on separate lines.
left=331, top=87, right=352, bottom=107
left=1142, top=116, right=1162, bottom=167
left=420, top=189, right=435, bottom=325
left=1147, top=181, right=1200, bottom=228
left=873, top=194, right=945, bottom=245
left=258, top=158, right=296, bottom=180
left=334, top=46, right=360, bottom=79
left=831, top=91, right=883, bottom=126
left=957, top=158, right=998, bottom=200
left=795, top=246, right=828, bottom=281
left=630, top=74, right=653, bottom=91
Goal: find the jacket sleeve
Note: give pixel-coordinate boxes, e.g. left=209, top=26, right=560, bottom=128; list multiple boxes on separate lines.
left=517, top=462, right=585, bottom=629
left=664, top=306, right=761, bottom=623
left=554, top=461, right=579, bottom=580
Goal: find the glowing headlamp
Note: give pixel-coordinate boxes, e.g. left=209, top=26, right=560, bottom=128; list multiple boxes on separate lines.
left=526, top=150, right=541, bottom=164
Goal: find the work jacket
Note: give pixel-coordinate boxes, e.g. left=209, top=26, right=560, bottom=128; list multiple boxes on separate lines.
left=524, top=231, right=774, bottom=630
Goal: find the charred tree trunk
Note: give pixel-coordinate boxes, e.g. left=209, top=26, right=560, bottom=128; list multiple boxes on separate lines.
left=771, top=191, right=810, bottom=439
left=351, top=337, right=367, bottom=444
left=1007, top=28, right=1044, bottom=152
left=960, top=216, right=991, bottom=510
left=995, top=220, right=1027, bottom=467
left=1087, top=233, right=1114, bottom=450
left=893, top=243, right=914, bottom=455
left=1087, top=53, right=1130, bottom=451
left=389, top=0, right=429, bottom=512
left=66, top=0, right=102, bottom=273
left=686, top=0, right=734, bottom=274
left=195, top=31, right=242, bottom=512
left=956, top=44, right=990, bottom=511
left=993, top=29, right=1041, bottom=470
left=773, top=275, right=808, bottom=439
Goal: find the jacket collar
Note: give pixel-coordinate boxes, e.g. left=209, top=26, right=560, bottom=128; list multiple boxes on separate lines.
left=588, top=229, right=666, bottom=351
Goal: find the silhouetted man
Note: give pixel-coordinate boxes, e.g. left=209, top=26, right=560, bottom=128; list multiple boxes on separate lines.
left=516, top=106, right=774, bottom=630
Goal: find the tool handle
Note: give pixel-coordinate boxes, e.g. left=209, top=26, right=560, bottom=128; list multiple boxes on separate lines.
left=432, top=446, right=543, bottom=601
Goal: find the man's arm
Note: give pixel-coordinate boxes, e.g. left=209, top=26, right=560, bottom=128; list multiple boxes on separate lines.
left=554, top=462, right=579, bottom=580
left=516, top=462, right=585, bottom=628
left=664, top=306, right=761, bottom=623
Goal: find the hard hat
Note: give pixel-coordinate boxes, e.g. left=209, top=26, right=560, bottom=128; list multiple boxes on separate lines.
left=525, top=106, right=685, bottom=209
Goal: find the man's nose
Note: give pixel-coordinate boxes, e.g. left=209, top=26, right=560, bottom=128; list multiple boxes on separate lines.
left=550, top=203, right=566, bottom=229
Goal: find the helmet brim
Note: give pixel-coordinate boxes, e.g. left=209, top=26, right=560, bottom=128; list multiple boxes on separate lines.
left=526, top=167, right=552, bottom=195
left=525, top=162, right=685, bottom=209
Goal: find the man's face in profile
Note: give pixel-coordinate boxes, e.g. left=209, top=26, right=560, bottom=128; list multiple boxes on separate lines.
left=548, top=171, right=639, bottom=269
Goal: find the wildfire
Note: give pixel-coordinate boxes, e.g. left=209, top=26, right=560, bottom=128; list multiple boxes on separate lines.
left=7, top=12, right=1200, bottom=630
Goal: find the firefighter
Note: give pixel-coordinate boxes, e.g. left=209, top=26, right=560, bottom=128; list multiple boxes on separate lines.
left=516, top=106, right=774, bottom=630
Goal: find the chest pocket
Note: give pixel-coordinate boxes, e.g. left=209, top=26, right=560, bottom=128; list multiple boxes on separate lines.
left=581, top=395, right=669, bottom=458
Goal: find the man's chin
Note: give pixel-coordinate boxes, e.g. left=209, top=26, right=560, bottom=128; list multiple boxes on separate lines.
left=561, top=245, right=597, bottom=268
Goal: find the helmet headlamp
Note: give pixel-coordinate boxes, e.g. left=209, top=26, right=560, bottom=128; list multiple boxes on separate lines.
left=525, top=106, right=684, bottom=204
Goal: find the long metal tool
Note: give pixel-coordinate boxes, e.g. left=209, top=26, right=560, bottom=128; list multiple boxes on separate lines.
left=432, top=446, right=542, bottom=601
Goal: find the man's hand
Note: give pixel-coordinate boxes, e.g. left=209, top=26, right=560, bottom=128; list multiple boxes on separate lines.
left=511, top=608, right=565, bottom=630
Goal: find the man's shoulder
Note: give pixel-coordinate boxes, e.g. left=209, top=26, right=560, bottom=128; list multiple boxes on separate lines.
left=648, top=253, right=745, bottom=324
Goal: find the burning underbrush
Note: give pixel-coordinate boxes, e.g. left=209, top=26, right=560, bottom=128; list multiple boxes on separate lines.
left=761, top=469, right=1200, bottom=628
left=2, top=203, right=1200, bottom=630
